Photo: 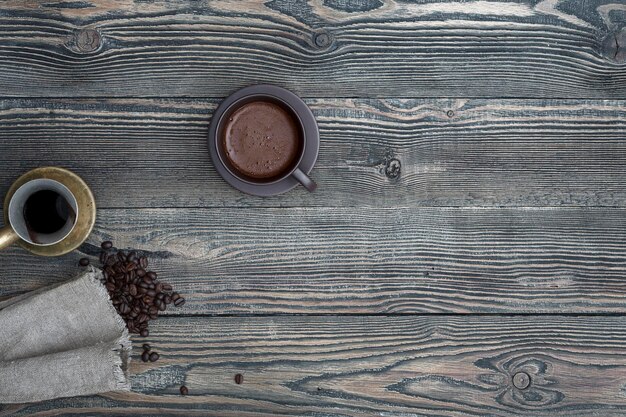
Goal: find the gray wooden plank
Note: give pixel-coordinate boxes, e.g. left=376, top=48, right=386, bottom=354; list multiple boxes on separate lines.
left=0, top=1, right=624, bottom=97
left=0, top=98, right=625, bottom=208
left=1, top=207, right=626, bottom=314
left=3, top=315, right=626, bottom=416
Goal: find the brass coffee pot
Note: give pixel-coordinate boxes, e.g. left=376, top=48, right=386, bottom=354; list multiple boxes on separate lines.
left=0, top=167, right=96, bottom=256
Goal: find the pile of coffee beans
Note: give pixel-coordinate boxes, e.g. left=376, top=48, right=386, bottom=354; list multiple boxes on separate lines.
left=96, top=240, right=185, bottom=336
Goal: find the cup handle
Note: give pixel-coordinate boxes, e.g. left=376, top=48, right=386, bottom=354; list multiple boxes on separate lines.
left=0, top=225, right=19, bottom=250
left=292, top=168, right=317, bottom=192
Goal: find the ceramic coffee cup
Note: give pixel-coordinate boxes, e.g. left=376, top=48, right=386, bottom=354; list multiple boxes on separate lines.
left=0, top=167, right=96, bottom=256
left=209, top=85, right=320, bottom=196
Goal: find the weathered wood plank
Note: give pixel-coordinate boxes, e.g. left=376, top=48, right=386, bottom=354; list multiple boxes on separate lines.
left=0, top=98, right=625, bottom=208
left=0, top=1, right=623, bottom=97
left=3, top=315, right=626, bottom=416
left=1, top=207, right=626, bottom=314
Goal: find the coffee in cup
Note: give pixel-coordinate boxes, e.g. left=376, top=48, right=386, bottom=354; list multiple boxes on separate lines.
left=221, top=101, right=303, bottom=181
left=0, top=167, right=96, bottom=255
left=209, top=85, right=319, bottom=196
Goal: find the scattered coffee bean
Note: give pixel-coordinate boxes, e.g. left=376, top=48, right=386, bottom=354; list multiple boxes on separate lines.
left=140, top=257, right=148, bottom=269
left=174, top=297, right=185, bottom=307
left=147, top=271, right=157, bottom=280
left=180, top=385, right=188, bottom=395
left=149, top=352, right=159, bottom=362
left=141, top=351, right=150, bottom=362
left=79, top=258, right=90, bottom=266
left=101, top=241, right=113, bottom=250
left=162, top=284, right=172, bottom=291
left=140, top=329, right=149, bottom=337
left=234, top=374, right=243, bottom=384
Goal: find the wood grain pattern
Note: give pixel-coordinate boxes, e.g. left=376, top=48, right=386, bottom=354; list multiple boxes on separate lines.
left=0, top=0, right=624, bottom=98
left=1, top=207, right=625, bottom=314
left=3, top=315, right=626, bottom=416
left=1, top=98, right=625, bottom=208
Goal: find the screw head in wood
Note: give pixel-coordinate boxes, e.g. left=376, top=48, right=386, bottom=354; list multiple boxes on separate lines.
left=75, top=29, right=102, bottom=53
left=314, top=31, right=332, bottom=48
left=512, top=372, right=531, bottom=390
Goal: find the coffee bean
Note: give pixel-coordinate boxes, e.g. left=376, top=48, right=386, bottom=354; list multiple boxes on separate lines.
left=147, top=271, right=157, bottom=280
left=162, top=284, right=172, bottom=292
left=234, top=374, right=243, bottom=384
left=141, top=351, right=150, bottom=362
left=158, top=303, right=166, bottom=311
left=138, top=281, right=150, bottom=289
left=129, top=310, right=138, bottom=319
left=148, top=283, right=155, bottom=290
left=143, top=296, right=154, bottom=305
left=136, top=268, right=146, bottom=277
left=140, top=257, right=148, bottom=269
left=101, top=241, right=113, bottom=250
left=143, top=343, right=151, bottom=350
left=117, top=252, right=127, bottom=262
left=149, top=313, right=158, bottom=320
left=140, top=329, right=149, bottom=337
left=129, top=284, right=138, bottom=296
left=138, top=314, right=148, bottom=323
left=164, top=295, right=172, bottom=305
left=156, top=292, right=165, bottom=300
left=172, top=293, right=181, bottom=302
left=180, top=385, right=188, bottom=396
left=99, top=251, right=107, bottom=264
left=142, top=276, right=153, bottom=284
left=79, top=258, right=90, bottom=266
left=125, top=262, right=136, bottom=272
left=128, top=251, right=138, bottom=261
left=174, top=297, right=185, bottom=307
left=149, top=352, right=159, bottom=362
left=147, top=289, right=157, bottom=297
left=106, top=282, right=115, bottom=292
left=149, top=306, right=158, bottom=315
left=155, top=283, right=163, bottom=293
left=106, top=256, right=117, bottom=266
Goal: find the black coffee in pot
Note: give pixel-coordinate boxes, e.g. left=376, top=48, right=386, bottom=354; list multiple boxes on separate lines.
left=23, top=190, right=73, bottom=234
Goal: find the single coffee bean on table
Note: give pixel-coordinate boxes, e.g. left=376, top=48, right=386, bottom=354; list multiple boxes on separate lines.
left=79, top=258, right=90, bottom=266
left=180, top=385, right=188, bottom=396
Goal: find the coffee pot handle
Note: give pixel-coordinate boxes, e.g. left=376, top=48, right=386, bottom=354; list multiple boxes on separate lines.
left=0, top=225, right=19, bottom=250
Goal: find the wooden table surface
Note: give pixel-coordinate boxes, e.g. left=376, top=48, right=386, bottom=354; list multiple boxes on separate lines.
left=1, top=1, right=625, bottom=416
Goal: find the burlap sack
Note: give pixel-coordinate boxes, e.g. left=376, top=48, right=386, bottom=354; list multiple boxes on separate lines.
left=0, top=267, right=131, bottom=403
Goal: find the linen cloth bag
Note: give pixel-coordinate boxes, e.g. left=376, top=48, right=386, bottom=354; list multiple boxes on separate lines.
left=0, top=267, right=131, bottom=403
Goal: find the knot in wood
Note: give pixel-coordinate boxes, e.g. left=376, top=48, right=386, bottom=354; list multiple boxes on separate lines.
left=385, top=158, right=401, bottom=180
left=75, top=29, right=102, bottom=53
left=602, top=29, right=626, bottom=63
left=512, top=372, right=531, bottom=390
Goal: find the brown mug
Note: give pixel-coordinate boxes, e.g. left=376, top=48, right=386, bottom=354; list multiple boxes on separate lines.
left=209, top=85, right=320, bottom=196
